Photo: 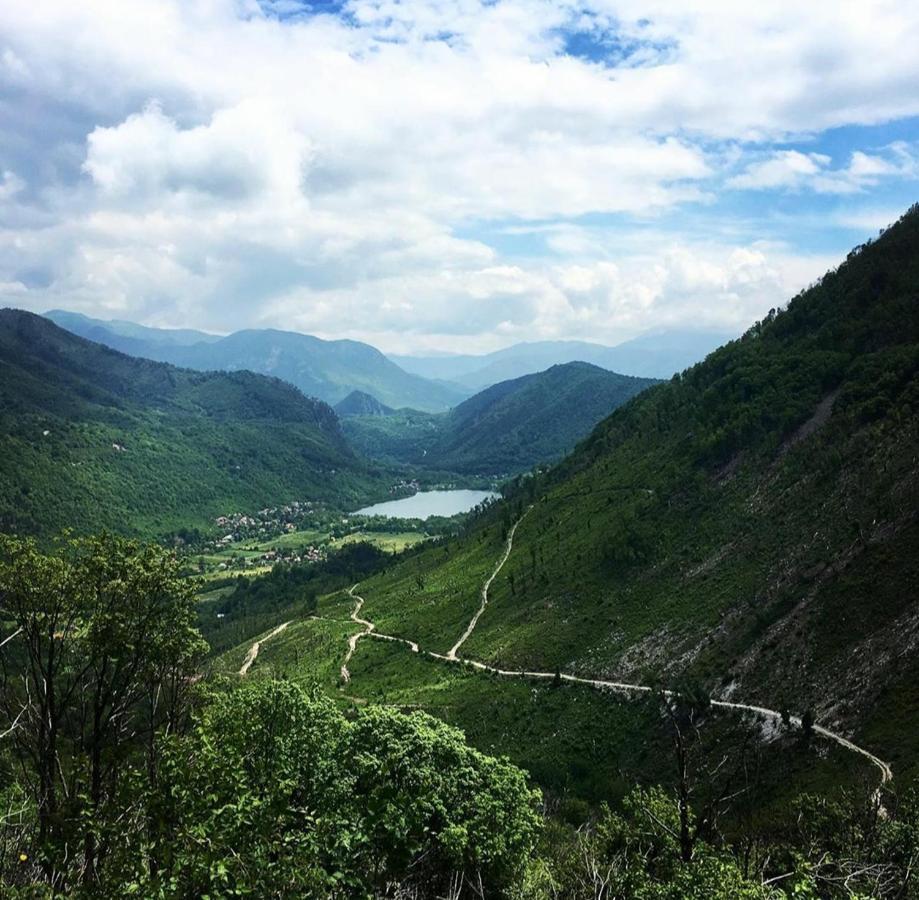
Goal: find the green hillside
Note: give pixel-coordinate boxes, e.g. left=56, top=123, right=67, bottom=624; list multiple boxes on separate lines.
left=238, top=205, right=919, bottom=799
left=342, top=362, right=658, bottom=473
left=334, top=389, right=394, bottom=417
left=0, top=310, right=383, bottom=538
left=436, top=362, right=658, bottom=472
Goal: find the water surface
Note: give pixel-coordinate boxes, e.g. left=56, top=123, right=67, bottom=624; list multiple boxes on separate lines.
left=354, top=489, right=498, bottom=520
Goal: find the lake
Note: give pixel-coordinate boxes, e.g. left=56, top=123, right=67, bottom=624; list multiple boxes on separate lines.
left=354, top=489, right=499, bottom=520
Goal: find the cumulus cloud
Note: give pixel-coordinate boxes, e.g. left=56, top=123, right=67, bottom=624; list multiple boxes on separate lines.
left=729, top=143, right=918, bottom=194
left=0, top=0, right=917, bottom=348
left=257, top=237, right=833, bottom=353
left=83, top=101, right=313, bottom=205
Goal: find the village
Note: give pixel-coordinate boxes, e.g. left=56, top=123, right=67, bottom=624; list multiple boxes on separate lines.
left=187, top=490, right=431, bottom=581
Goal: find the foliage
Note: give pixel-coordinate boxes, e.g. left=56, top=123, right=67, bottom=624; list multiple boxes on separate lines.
left=0, top=532, right=207, bottom=893
left=115, top=680, right=542, bottom=898
left=511, top=784, right=919, bottom=899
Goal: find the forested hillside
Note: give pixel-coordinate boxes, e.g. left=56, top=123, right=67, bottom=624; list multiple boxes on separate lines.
left=326, top=205, right=919, bottom=787
left=343, top=362, right=657, bottom=473
left=0, top=311, right=382, bottom=538
left=334, top=389, right=394, bottom=417
left=437, top=362, right=658, bottom=472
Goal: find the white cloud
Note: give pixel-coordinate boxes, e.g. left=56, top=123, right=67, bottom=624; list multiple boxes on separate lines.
left=0, top=0, right=917, bottom=349
left=831, top=207, right=910, bottom=233
left=729, top=143, right=918, bottom=194
left=0, top=280, right=28, bottom=296
left=257, top=237, right=833, bottom=353
left=83, top=101, right=313, bottom=206
left=728, top=151, right=830, bottom=191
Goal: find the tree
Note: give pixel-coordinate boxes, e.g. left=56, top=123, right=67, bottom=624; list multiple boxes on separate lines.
left=523, top=789, right=775, bottom=900
left=654, top=683, right=757, bottom=866
left=0, top=533, right=206, bottom=890
left=801, top=708, right=816, bottom=742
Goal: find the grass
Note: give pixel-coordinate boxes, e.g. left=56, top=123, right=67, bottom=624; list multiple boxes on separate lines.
left=232, top=530, right=328, bottom=552
left=330, top=531, right=428, bottom=553
left=355, top=528, right=506, bottom=655
left=220, top=598, right=872, bottom=810
left=223, top=616, right=358, bottom=689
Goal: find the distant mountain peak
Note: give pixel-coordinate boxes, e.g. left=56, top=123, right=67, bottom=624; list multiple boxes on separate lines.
left=335, top=390, right=394, bottom=418
left=390, top=329, right=737, bottom=389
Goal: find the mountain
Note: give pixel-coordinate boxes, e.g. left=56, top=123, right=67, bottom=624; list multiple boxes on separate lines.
left=335, top=390, right=394, bottom=417
left=0, top=310, right=382, bottom=538
left=342, top=362, right=658, bottom=473
left=316, top=206, right=919, bottom=789
left=46, top=309, right=221, bottom=348
left=45, top=312, right=467, bottom=412
left=391, top=330, right=735, bottom=389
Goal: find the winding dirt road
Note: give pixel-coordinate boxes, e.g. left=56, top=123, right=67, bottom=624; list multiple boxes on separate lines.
left=341, top=585, right=418, bottom=682
left=340, top=586, right=375, bottom=683
left=339, top=509, right=893, bottom=794
left=239, top=621, right=290, bottom=676
left=447, top=508, right=530, bottom=660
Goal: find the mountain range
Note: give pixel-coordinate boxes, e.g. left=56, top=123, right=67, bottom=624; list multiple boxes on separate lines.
left=44, top=310, right=467, bottom=413
left=45, top=311, right=726, bottom=406
left=391, top=330, right=735, bottom=388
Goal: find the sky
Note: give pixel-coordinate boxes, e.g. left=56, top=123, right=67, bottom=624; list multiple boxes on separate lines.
left=0, top=0, right=918, bottom=354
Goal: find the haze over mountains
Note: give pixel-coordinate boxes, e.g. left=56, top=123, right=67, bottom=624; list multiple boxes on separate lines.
left=45, top=310, right=466, bottom=413
left=391, top=330, right=736, bottom=388
left=45, top=310, right=724, bottom=409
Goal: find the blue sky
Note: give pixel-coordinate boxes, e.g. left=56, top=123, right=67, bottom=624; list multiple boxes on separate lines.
left=0, top=0, right=917, bottom=352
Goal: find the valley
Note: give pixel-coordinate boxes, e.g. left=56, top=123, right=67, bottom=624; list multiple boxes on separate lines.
left=341, top=362, right=659, bottom=474
left=240, top=507, right=892, bottom=791
left=2, top=210, right=918, bottom=897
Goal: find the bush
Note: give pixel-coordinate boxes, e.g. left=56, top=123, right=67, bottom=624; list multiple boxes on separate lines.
left=125, top=681, right=541, bottom=898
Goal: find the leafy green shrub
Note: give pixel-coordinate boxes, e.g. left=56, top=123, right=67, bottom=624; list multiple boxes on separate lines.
left=129, top=681, right=541, bottom=898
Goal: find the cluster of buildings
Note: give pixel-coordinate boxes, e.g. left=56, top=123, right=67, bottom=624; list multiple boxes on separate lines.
left=213, top=500, right=320, bottom=544
left=211, top=543, right=327, bottom=573
left=389, top=478, right=420, bottom=494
